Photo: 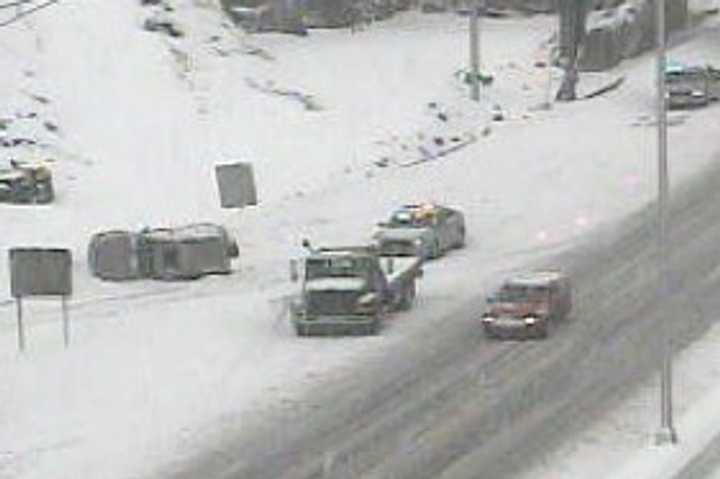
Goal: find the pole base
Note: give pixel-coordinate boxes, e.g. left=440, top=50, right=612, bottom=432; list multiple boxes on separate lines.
left=654, top=427, right=679, bottom=446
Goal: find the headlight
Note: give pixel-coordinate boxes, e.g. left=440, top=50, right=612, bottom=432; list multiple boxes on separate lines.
left=413, top=238, right=424, bottom=247
left=290, top=300, right=305, bottom=315
left=356, top=293, right=378, bottom=313
left=524, top=316, right=537, bottom=325
left=482, top=315, right=495, bottom=323
left=358, top=293, right=377, bottom=306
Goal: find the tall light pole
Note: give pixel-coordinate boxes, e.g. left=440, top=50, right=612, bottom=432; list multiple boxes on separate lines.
left=469, top=0, right=480, bottom=101
left=655, top=0, right=678, bottom=446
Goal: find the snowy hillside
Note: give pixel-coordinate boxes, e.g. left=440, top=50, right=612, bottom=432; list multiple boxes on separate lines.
left=0, top=1, right=719, bottom=478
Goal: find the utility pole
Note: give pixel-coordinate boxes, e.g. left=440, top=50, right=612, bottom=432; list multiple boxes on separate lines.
left=655, top=0, right=678, bottom=446
left=469, top=0, right=480, bottom=101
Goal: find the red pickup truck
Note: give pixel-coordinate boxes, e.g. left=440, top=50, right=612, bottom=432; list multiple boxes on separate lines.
left=481, top=271, right=572, bottom=339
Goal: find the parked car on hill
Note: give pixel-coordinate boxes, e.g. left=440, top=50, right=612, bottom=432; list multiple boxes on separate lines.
left=665, top=62, right=716, bottom=110
left=481, top=271, right=572, bottom=339
left=0, top=161, right=54, bottom=204
left=373, top=203, right=465, bottom=260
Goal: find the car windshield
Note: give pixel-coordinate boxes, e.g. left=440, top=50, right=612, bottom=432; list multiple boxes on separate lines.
left=494, top=285, right=549, bottom=302
left=305, top=256, right=367, bottom=279
left=378, top=240, right=417, bottom=257
left=666, top=72, right=706, bottom=90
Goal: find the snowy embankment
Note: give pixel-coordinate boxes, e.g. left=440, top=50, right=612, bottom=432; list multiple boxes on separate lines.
left=518, top=299, right=720, bottom=479
left=0, top=1, right=718, bottom=478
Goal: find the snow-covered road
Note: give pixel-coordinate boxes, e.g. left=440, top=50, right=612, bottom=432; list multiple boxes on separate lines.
left=1, top=1, right=719, bottom=478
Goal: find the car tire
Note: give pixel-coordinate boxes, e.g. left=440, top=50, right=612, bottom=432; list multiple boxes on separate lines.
left=35, top=181, right=54, bottom=204
left=455, top=226, right=466, bottom=249
left=536, top=322, right=549, bottom=339
left=431, top=239, right=441, bottom=259
left=399, top=281, right=416, bottom=311
left=226, top=239, right=240, bottom=258
left=295, top=324, right=308, bottom=337
left=367, top=318, right=380, bottom=335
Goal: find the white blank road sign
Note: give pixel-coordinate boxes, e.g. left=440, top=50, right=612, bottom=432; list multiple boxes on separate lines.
left=215, top=162, right=258, bottom=209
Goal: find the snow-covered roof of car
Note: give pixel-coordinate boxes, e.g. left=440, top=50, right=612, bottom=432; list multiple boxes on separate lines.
left=389, top=203, right=447, bottom=225
left=506, top=271, right=566, bottom=287
left=144, top=223, right=227, bottom=242
left=399, top=203, right=443, bottom=213
left=666, top=60, right=688, bottom=74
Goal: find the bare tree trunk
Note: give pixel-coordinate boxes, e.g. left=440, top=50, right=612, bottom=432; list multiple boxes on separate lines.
left=556, top=0, right=587, bottom=101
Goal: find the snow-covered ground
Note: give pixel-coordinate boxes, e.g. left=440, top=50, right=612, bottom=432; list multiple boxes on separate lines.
left=518, top=313, right=720, bottom=479
left=1, top=1, right=719, bottom=478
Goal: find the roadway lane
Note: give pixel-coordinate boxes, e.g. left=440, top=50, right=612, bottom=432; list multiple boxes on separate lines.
left=673, top=435, right=720, bottom=479
left=164, top=158, right=720, bottom=479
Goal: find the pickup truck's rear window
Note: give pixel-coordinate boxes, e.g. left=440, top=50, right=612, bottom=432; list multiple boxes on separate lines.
left=306, top=257, right=371, bottom=279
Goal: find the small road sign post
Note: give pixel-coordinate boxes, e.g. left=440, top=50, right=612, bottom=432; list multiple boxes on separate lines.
left=16, top=296, right=25, bottom=351
left=215, top=161, right=259, bottom=271
left=9, top=247, right=73, bottom=352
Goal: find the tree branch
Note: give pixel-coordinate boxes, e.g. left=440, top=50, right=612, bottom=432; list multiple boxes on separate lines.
left=0, top=0, right=59, bottom=28
left=0, top=0, right=34, bottom=10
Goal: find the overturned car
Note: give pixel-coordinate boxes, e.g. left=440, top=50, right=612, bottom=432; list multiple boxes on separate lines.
left=88, top=223, right=239, bottom=281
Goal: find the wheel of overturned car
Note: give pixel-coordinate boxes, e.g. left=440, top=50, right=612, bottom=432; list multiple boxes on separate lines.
left=431, top=240, right=441, bottom=259
left=35, top=181, right=54, bottom=204
left=399, top=282, right=416, bottom=311
left=226, top=240, right=239, bottom=259
left=455, top=226, right=466, bottom=249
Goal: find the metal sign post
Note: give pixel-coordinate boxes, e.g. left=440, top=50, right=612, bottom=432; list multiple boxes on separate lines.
left=62, top=294, right=70, bottom=348
left=215, top=161, right=259, bottom=273
left=16, top=296, right=25, bottom=351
